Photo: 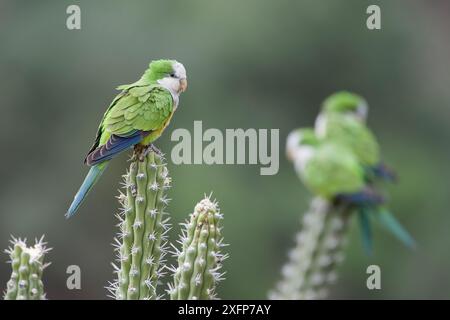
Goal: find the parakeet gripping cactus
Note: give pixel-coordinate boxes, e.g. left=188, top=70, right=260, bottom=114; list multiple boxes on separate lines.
left=270, top=198, right=350, bottom=300
left=107, top=151, right=171, bottom=300
left=314, top=91, right=395, bottom=182
left=4, top=236, right=51, bottom=300
left=67, top=59, right=187, bottom=218
left=168, top=197, right=227, bottom=300
left=286, top=128, right=414, bottom=252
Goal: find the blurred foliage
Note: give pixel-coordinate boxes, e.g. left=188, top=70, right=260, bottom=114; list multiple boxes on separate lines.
left=0, top=0, right=450, bottom=299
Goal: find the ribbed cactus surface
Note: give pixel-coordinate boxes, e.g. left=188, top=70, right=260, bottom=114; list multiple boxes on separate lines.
left=270, top=197, right=350, bottom=300
left=4, top=236, right=50, bottom=300
left=169, top=197, right=227, bottom=300
left=109, top=151, right=171, bottom=300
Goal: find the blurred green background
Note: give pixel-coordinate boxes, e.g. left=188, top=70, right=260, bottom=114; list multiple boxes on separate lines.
left=1, top=0, right=449, bottom=299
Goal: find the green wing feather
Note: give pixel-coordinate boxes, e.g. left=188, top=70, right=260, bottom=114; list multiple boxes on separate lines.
left=85, top=90, right=128, bottom=157
left=85, top=85, right=173, bottom=157
left=104, top=85, right=173, bottom=134
left=302, top=143, right=365, bottom=199
left=321, top=113, right=380, bottom=166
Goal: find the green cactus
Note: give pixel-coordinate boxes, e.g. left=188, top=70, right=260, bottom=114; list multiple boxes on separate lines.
left=4, top=236, right=50, bottom=300
left=168, top=196, right=227, bottom=300
left=270, top=197, right=350, bottom=300
left=108, top=151, right=171, bottom=300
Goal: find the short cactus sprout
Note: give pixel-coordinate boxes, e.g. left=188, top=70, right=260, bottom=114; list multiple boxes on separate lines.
left=168, top=196, right=227, bottom=300
left=4, top=236, right=51, bottom=300
left=270, top=198, right=350, bottom=300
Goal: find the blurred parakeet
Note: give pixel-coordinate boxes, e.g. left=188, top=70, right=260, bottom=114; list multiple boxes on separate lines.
left=287, top=128, right=377, bottom=201
left=314, top=91, right=395, bottom=182
left=67, top=59, right=187, bottom=218
left=286, top=128, right=414, bottom=252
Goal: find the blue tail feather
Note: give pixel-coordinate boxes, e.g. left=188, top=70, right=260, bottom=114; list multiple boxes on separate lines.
left=358, top=208, right=373, bottom=256
left=66, top=162, right=108, bottom=218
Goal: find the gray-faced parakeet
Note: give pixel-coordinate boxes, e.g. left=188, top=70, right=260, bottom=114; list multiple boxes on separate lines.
left=314, top=91, right=395, bottom=182
left=67, top=59, right=187, bottom=218
left=286, top=128, right=414, bottom=252
left=287, top=128, right=375, bottom=201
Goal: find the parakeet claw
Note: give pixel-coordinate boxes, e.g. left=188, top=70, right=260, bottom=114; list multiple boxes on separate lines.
left=149, top=144, right=162, bottom=156
left=132, top=144, right=162, bottom=161
left=133, top=144, right=149, bottom=161
left=141, top=144, right=162, bottom=159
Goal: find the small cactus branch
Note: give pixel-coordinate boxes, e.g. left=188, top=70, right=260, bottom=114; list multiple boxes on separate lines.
left=169, top=196, right=227, bottom=300
left=270, top=197, right=350, bottom=300
left=4, top=236, right=50, bottom=300
left=110, top=151, right=171, bottom=300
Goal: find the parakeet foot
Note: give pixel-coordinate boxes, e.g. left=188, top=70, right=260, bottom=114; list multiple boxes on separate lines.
left=149, top=144, right=162, bottom=156
left=133, top=144, right=146, bottom=161
left=133, top=144, right=162, bottom=161
left=142, top=144, right=163, bottom=158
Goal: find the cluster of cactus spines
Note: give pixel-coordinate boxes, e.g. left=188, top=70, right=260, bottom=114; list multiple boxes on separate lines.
left=4, top=236, right=51, bottom=300
left=108, top=151, right=171, bottom=300
left=168, top=196, right=227, bottom=300
left=270, top=197, right=350, bottom=300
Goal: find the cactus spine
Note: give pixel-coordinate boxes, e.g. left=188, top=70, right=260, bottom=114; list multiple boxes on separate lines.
left=4, top=236, right=50, bottom=300
left=109, top=151, right=171, bottom=300
left=270, top=197, right=350, bottom=300
left=168, top=197, right=227, bottom=300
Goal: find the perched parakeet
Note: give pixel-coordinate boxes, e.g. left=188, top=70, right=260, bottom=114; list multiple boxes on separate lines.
left=286, top=128, right=414, bottom=252
left=67, top=59, right=187, bottom=218
left=286, top=128, right=376, bottom=201
left=314, top=91, right=395, bottom=182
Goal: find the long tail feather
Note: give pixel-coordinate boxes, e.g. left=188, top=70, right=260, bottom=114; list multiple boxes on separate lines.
left=358, top=208, right=373, bottom=256
left=66, top=162, right=108, bottom=218
left=375, top=209, right=416, bottom=249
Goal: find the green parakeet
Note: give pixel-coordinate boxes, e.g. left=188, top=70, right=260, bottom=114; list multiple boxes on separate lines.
left=67, top=59, right=187, bottom=218
left=287, top=128, right=371, bottom=200
left=315, top=91, right=395, bottom=181
left=286, top=128, right=414, bottom=252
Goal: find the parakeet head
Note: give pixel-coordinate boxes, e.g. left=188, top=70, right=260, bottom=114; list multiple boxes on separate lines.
left=286, top=128, right=318, bottom=162
left=145, top=59, right=187, bottom=94
left=322, top=91, right=368, bottom=121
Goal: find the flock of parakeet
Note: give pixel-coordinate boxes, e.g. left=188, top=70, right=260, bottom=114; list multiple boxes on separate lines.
left=66, top=59, right=414, bottom=254
left=286, top=92, right=415, bottom=253
left=67, top=60, right=187, bottom=218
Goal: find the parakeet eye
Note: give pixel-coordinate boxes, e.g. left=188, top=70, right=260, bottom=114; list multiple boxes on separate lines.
left=170, top=73, right=176, bottom=78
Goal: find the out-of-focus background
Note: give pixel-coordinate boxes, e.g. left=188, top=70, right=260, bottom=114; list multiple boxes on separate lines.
left=0, top=0, right=449, bottom=299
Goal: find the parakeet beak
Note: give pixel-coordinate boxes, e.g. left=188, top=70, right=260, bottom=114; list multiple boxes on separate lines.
left=286, top=149, right=295, bottom=162
left=179, top=78, right=187, bottom=93
left=286, top=131, right=300, bottom=162
left=355, top=102, right=368, bottom=122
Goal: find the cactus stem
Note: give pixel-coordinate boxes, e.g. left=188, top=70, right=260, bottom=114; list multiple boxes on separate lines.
left=3, top=236, right=50, bottom=300
left=110, top=151, right=171, bottom=300
left=269, top=197, right=351, bottom=300
left=168, top=196, right=227, bottom=300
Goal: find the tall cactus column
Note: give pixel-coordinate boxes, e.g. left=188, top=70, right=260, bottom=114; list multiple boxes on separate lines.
left=4, top=236, right=50, bottom=300
left=270, top=197, right=351, bottom=300
left=110, top=151, right=171, bottom=300
left=169, top=197, right=227, bottom=300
